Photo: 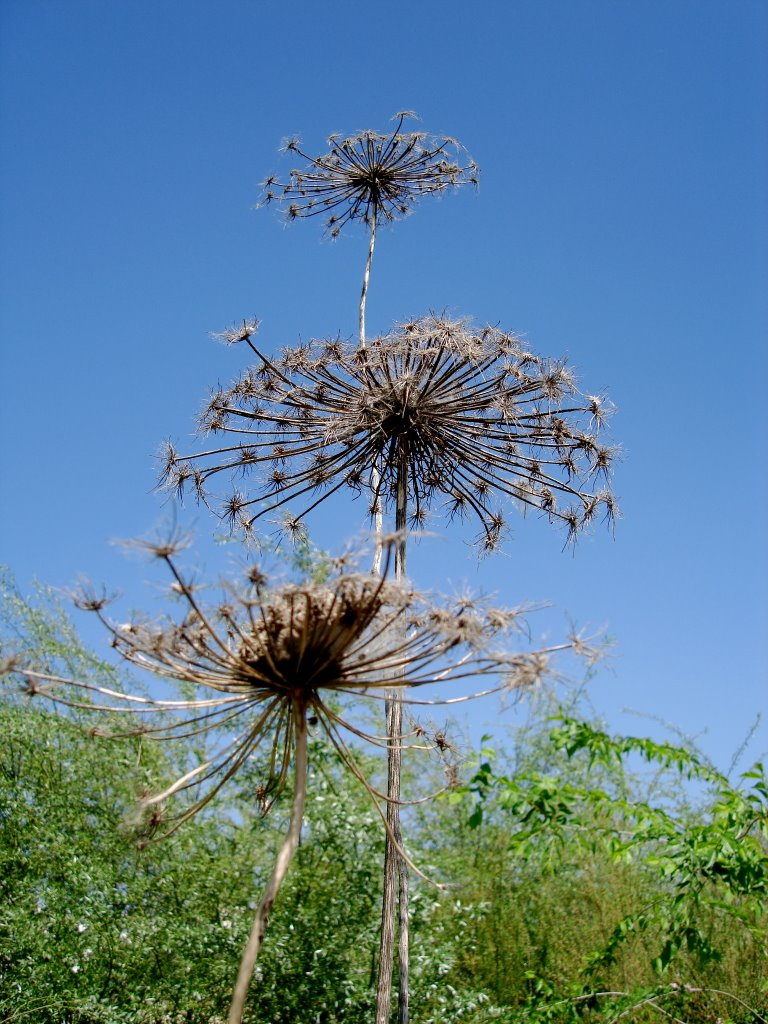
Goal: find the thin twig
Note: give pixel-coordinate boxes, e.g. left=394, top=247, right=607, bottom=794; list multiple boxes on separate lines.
left=228, top=701, right=308, bottom=1024
left=377, top=434, right=411, bottom=1023
left=359, top=208, right=377, bottom=348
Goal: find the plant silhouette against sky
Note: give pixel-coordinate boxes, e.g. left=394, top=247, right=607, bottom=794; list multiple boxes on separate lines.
left=3, top=112, right=618, bottom=1024
left=158, top=112, right=618, bottom=1024
left=261, top=111, right=478, bottom=238
left=162, top=314, right=616, bottom=554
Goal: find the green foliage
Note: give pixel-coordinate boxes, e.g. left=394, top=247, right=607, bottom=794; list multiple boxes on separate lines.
left=0, top=693, right=390, bottom=1023
left=445, top=713, right=768, bottom=1022
left=1, top=574, right=766, bottom=1023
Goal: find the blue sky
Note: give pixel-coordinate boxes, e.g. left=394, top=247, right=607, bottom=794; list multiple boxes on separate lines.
left=1, top=0, right=766, bottom=772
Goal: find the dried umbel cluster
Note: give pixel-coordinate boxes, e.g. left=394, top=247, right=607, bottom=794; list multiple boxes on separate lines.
left=162, top=315, right=617, bottom=551
left=4, top=537, right=567, bottom=837
left=261, top=111, right=478, bottom=237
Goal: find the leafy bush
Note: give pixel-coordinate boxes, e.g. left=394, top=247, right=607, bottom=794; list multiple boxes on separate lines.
left=431, top=713, right=768, bottom=1022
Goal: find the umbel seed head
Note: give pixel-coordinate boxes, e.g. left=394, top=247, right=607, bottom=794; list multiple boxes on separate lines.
left=1, top=538, right=585, bottom=836
left=261, top=112, right=478, bottom=237
left=163, top=315, right=617, bottom=552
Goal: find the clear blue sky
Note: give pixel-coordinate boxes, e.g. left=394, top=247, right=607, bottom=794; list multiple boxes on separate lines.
left=1, top=0, right=766, bottom=772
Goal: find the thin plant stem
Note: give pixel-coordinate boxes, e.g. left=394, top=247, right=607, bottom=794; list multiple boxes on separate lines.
left=360, top=205, right=400, bottom=1023
left=359, top=208, right=377, bottom=347
left=396, top=723, right=410, bottom=1024
left=394, top=434, right=410, bottom=1024
left=362, top=210, right=386, bottom=579
left=370, top=460, right=384, bottom=577
left=376, top=434, right=411, bottom=1024
left=358, top=201, right=411, bottom=1024
left=395, top=436, right=408, bottom=578
left=376, top=696, right=402, bottom=1024
left=228, top=701, right=308, bottom=1024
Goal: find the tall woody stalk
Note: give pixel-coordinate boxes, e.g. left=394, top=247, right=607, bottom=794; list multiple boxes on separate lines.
left=259, top=116, right=477, bottom=1022
left=358, top=200, right=410, bottom=1024
left=162, top=329, right=616, bottom=1024
left=380, top=430, right=411, bottom=1024
left=228, top=700, right=308, bottom=1024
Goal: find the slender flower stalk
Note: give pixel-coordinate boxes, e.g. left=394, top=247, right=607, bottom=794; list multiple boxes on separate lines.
left=379, top=418, right=410, bottom=1024
left=360, top=205, right=376, bottom=346
left=261, top=116, right=477, bottom=1021
left=228, top=698, right=307, bottom=1024
left=1, top=535, right=586, bottom=1023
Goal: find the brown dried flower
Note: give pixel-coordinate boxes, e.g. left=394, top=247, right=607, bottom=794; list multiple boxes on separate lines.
left=261, top=112, right=478, bottom=238
left=4, top=538, right=561, bottom=834
left=163, top=315, right=617, bottom=551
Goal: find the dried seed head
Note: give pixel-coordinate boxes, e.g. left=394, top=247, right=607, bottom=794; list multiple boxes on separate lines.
left=117, top=526, right=193, bottom=562
left=71, top=583, right=116, bottom=613
left=167, top=315, right=618, bottom=551
left=0, top=654, right=22, bottom=677
left=260, top=112, right=477, bottom=235
left=212, top=318, right=261, bottom=346
left=13, top=540, right=584, bottom=837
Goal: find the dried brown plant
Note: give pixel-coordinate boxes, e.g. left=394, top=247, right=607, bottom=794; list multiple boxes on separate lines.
left=261, top=111, right=478, bottom=239
left=261, top=112, right=477, bottom=348
left=2, top=534, right=584, bottom=1023
left=153, top=113, right=616, bottom=1024
left=162, top=315, right=617, bottom=555
left=260, top=117, right=477, bottom=1020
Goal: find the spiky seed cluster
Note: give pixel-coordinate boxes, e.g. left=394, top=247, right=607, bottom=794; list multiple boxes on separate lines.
left=162, top=315, right=617, bottom=551
left=261, top=112, right=478, bottom=237
left=5, top=540, right=559, bottom=836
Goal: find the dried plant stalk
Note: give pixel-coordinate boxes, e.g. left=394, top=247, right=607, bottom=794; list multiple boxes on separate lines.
left=228, top=699, right=307, bottom=1024
left=255, top=113, right=476, bottom=1022
left=377, top=426, right=410, bottom=1023
left=162, top=311, right=617, bottom=1020
left=149, top=112, right=615, bottom=1023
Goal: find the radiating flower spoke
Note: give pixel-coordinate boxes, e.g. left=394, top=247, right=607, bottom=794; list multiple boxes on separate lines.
left=261, top=113, right=478, bottom=237
left=164, top=316, right=617, bottom=551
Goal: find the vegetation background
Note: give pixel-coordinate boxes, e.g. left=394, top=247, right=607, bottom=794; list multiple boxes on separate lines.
left=1, top=575, right=766, bottom=1022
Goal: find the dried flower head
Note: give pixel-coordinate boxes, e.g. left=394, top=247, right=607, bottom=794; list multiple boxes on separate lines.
left=4, top=539, right=568, bottom=836
left=261, top=112, right=478, bottom=237
left=164, top=315, right=617, bottom=551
